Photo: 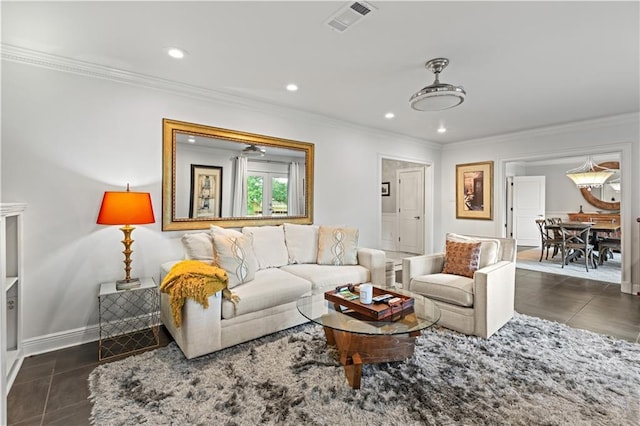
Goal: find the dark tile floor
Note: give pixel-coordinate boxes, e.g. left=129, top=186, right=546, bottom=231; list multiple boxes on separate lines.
left=7, top=269, right=640, bottom=425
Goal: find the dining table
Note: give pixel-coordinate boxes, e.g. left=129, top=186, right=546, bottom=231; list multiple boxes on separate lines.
left=545, top=221, right=621, bottom=265
left=546, top=221, right=620, bottom=233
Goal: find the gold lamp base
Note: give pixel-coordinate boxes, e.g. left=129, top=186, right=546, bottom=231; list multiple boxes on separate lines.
left=116, top=224, right=140, bottom=290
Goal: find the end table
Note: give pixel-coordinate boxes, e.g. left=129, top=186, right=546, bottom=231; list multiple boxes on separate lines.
left=98, top=277, right=160, bottom=360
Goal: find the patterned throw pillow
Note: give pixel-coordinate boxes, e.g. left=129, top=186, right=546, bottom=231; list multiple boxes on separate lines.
left=317, top=225, right=359, bottom=266
left=446, top=233, right=500, bottom=268
left=442, top=240, right=482, bottom=278
left=211, top=226, right=258, bottom=288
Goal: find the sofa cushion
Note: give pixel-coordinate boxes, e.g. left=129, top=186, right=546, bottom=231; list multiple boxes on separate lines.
left=411, top=273, right=474, bottom=307
left=317, top=225, right=359, bottom=265
left=283, top=223, right=319, bottom=264
left=442, top=240, right=481, bottom=278
left=211, top=228, right=258, bottom=288
left=280, top=264, right=369, bottom=290
left=181, top=232, right=214, bottom=263
left=242, top=225, right=289, bottom=269
left=221, top=268, right=312, bottom=319
left=446, top=233, right=500, bottom=268
left=210, top=225, right=243, bottom=238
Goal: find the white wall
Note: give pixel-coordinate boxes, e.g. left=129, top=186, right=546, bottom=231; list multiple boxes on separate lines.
left=1, top=61, right=439, bottom=351
left=440, top=116, right=639, bottom=292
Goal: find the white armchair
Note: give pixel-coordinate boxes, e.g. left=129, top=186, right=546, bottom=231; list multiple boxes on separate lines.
left=402, top=234, right=516, bottom=338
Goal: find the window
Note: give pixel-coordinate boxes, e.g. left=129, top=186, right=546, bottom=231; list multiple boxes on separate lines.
left=247, top=172, right=288, bottom=216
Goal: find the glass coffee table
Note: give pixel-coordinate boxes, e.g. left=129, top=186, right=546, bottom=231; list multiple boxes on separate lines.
left=296, top=287, right=440, bottom=389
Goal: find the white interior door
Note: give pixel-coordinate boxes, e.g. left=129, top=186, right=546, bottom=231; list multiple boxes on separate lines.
left=398, top=167, right=425, bottom=254
left=512, top=176, right=546, bottom=246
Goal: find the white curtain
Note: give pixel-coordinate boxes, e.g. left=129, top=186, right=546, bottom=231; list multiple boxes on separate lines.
left=232, top=156, right=248, bottom=217
left=288, top=161, right=303, bottom=216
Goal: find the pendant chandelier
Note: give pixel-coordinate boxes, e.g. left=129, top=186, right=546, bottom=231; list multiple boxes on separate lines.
left=565, top=157, right=614, bottom=189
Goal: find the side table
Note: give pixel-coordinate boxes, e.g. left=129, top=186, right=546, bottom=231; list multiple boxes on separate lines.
left=98, top=277, right=160, bottom=360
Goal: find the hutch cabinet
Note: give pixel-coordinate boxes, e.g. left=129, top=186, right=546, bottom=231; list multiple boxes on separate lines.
left=1, top=203, right=26, bottom=425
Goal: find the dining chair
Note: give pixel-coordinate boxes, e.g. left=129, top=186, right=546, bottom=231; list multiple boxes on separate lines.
left=546, top=217, right=565, bottom=241
left=535, top=219, right=563, bottom=261
left=560, top=225, right=597, bottom=271
left=597, top=237, right=621, bottom=265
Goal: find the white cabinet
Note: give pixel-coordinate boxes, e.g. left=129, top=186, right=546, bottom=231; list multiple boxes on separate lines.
left=1, top=203, right=26, bottom=425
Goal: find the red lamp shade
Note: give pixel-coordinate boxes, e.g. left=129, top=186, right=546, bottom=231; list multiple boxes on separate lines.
left=97, top=191, right=155, bottom=225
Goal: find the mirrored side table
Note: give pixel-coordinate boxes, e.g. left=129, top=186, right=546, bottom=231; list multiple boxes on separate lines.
left=98, top=277, right=160, bottom=360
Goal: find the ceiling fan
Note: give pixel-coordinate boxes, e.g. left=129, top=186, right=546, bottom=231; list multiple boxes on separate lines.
left=242, top=144, right=265, bottom=157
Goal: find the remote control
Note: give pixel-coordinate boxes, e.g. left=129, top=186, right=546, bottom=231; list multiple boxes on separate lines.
left=372, top=294, right=393, bottom=303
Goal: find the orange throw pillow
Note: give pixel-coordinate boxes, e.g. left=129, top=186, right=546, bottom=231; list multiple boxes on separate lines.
left=442, top=241, right=481, bottom=278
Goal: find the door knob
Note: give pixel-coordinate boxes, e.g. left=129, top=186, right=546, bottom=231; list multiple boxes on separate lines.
left=414, top=216, right=420, bottom=219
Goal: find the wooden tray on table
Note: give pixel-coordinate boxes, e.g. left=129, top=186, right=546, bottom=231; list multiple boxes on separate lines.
left=324, top=285, right=414, bottom=321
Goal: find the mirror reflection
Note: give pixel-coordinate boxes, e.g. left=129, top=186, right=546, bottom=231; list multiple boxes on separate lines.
left=597, top=170, right=620, bottom=203
left=163, top=119, right=314, bottom=231
left=580, top=161, right=620, bottom=211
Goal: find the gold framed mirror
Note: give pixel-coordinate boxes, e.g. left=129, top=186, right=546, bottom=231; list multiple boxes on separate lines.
left=580, top=161, right=620, bottom=211
left=162, top=119, right=314, bottom=231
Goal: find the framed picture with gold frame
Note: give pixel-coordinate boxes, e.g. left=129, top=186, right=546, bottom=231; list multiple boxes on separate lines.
left=456, top=161, right=493, bottom=220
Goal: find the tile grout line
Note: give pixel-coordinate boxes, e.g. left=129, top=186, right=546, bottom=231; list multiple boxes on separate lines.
left=564, top=294, right=598, bottom=324
left=565, top=284, right=611, bottom=324
left=39, top=370, right=55, bottom=426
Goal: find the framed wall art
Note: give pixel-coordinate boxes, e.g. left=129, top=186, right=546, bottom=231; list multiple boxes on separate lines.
left=381, top=182, right=390, bottom=197
left=189, top=165, right=222, bottom=218
left=456, top=161, right=493, bottom=220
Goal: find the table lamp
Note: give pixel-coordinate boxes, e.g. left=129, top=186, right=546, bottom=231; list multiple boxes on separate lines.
left=97, top=184, right=155, bottom=290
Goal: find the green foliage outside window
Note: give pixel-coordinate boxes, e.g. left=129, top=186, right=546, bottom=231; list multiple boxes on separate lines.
left=246, top=175, right=288, bottom=215
left=247, top=176, right=263, bottom=215
left=272, top=177, right=288, bottom=215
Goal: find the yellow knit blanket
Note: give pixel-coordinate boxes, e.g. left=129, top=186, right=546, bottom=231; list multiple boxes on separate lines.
left=160, top=260, right=237, bottom=328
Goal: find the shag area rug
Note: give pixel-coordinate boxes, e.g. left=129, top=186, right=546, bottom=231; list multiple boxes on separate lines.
left=517, top=247, right=621, bottom=284
left=89, top=314, right=640, bottom=425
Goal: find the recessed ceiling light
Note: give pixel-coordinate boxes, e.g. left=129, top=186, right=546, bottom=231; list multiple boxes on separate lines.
left=385, top=112, right=395, bottom=119
left=286, top=83, right=298, bottom=92
left=187, top=137, right=196, bottom=143
left=167, top=47, right=185, bottom=59
left=437, top=126, right=447, bottom=133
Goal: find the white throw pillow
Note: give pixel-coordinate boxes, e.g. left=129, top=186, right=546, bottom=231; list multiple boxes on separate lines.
left=242, top=225, right=289, bottom=269
left=317, top=225, right=359, bottom=266
left=446, top=233, right=500, bottom=268
left=181, top=232, right=214, bottom=263
left=210, top=225, right=243, bottom=238
left=283, top=223, right=319, bottom=264
left=210, top=225, right=258, bottom=288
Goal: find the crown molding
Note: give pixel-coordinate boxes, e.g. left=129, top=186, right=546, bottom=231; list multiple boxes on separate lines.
left=442, top=113, right=639, bottom=151
left=1, top=43, right=439, bottom=150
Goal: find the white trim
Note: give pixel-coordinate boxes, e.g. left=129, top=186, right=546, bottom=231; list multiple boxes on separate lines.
left=0, top=43, right=440, bottom=149
left=22, top=324, right=100, bottom=357
left=443, top=113, right=638, bottom=151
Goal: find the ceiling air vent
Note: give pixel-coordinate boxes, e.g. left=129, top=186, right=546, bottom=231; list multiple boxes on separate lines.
left=325, top=1, right=376, bottom=33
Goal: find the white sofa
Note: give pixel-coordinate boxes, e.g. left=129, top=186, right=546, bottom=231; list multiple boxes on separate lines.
left=160, top=223, right=386, bottom=359
left=402, top=233, right=516, bottom=338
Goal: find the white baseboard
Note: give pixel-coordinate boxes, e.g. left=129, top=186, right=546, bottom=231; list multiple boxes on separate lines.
left=22, top=324, right=100, bottom=357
